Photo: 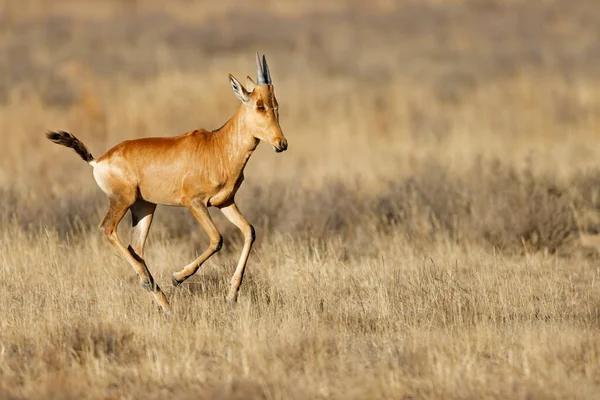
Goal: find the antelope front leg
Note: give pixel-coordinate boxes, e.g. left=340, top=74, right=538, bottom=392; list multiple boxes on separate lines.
left=172, top=199, right=223, bottom=286
left=219, top=202, right=255, bottom=302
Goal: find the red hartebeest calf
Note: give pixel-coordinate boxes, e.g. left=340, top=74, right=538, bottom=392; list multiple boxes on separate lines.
left=46, top=53, right=287, bottom=315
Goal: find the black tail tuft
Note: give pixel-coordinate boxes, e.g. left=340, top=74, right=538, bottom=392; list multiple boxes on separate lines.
left=46, top=131, right=94, bottom=163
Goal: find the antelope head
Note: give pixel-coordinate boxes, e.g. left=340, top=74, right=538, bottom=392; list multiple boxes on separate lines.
left=229, top=53, right=288, bottom=153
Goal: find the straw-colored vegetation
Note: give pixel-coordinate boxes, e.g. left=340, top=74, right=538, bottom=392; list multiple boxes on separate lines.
left=1, top=1, right=600, bottom=398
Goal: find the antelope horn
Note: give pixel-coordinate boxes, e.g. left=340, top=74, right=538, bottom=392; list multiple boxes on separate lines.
left=262, top=54, right=272, bottom=84
left=256, top=52, right=266, bottom=85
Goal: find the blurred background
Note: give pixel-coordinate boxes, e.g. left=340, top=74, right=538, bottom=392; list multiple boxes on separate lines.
left=1, top=0, right=600, bottom=251
left=3, top=3, right=600, bottom=398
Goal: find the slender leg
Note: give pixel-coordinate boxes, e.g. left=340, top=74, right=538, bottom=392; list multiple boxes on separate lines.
left=100, top=197, right=171, bottom=315
left=219, top=202, right=255, bottom=302
left=172, top=198, right=223, bottom=286
left=128, top=200, right=157, bottom=261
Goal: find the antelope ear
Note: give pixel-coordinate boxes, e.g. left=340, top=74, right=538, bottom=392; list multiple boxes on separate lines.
left=229, top=74, right=249, bottom=103
left=246, top=76, right=256, bottom=92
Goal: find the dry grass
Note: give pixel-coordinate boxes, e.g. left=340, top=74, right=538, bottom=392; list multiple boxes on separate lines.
left=2, top=0, right=600, bottom=399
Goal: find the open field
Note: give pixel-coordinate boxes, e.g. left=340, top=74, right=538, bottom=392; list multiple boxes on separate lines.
left=1, top=0, right=600, bottom=398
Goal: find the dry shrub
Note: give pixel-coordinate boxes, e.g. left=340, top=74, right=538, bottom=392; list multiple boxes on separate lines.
left=0, top=158, right=592, bottom=256
left=374, top=159, right=585, bottom=253
left=465, top=159, right=576, bottom=252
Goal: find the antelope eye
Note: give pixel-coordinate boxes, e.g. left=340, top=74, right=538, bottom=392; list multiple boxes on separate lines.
left=257, top=104, right=265, bottom=111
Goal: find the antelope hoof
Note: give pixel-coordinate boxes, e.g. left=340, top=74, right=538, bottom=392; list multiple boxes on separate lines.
left=140, top=281, right=153, bottom=291
left=172, top=273, right=183, bottom=287
left=225, top=294, right=238, bottom=303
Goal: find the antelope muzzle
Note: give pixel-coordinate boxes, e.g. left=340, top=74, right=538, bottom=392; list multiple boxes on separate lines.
left=274, top=138, right=288, bottom=153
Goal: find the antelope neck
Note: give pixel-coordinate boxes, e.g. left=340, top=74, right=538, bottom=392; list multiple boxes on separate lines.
left=214, top=106, right=260, bottom=169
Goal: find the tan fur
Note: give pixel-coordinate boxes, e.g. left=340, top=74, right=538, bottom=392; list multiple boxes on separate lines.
left=47, top=68, right=287, bottom=315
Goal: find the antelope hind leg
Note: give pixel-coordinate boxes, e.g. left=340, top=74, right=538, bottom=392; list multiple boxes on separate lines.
left=100, top=197, right=172, bottom=315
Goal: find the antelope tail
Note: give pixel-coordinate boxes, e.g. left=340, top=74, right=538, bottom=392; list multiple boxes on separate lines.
left=46, top=130, right=96, bottom=165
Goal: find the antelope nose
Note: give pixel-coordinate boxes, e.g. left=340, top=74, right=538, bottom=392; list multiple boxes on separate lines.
left=275, top=139, right=288, bottom=152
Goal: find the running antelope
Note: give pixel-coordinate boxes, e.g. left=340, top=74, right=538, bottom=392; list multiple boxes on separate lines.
left=46, top=53, right=287, bottom=315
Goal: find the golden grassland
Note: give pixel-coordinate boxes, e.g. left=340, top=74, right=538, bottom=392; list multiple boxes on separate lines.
left=1, top=1, right=600, bottom=398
